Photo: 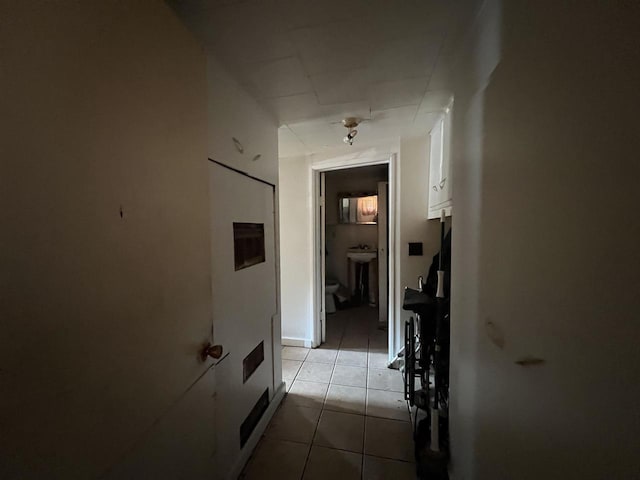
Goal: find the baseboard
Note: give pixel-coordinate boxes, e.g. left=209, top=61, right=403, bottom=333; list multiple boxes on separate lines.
left=281, top=337, right=313, bottom=348
left=227, top=381, right=286, bottom=480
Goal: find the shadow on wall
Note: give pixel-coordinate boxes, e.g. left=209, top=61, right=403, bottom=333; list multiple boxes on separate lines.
left=450, top=1, right=640, bottom=479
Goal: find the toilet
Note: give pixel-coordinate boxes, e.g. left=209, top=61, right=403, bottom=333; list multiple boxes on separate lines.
left=325, top=278, right=340, bottom=314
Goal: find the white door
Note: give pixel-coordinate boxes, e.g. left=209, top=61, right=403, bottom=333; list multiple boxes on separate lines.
left=319, top=171, right=326, bottom=344
left=377, top=181, right=389, bottom=327
left=209, top=162, right=277, bottom=479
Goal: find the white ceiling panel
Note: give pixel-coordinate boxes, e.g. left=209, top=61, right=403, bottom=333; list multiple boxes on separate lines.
left=311, top=68, right=369, bottom=105
left=288, top=120, right=337, bottom=144
left=418, top=90, right=453, bottom=113
left=368, top=77, right=429, bottom=110
left=314, top=102, right=372, bottom=126
left=276, top=0, right=375, bottom=30
left=171, top=0, right=478, bottom=155
left=238, top=56, right=313, bottom=98
left=174, top=0, right=294, bottom=64
left=370, top=0, right=451, bottom=40
left=278, top=126, right=309, bottom=158
left=371, top=105, right=419, bottom=124
left=289, top=19, right=376, bottom=75
left=265, top=93, right=324, bottom=124
left=427, top=56, right=455, bottom=91
left=366, top=34, right=442, bottom=83
left=266, top=94, right=371, bottom=125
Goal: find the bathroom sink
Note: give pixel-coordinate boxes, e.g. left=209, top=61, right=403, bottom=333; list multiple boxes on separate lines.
left=347, top=250, right=377, bottom=263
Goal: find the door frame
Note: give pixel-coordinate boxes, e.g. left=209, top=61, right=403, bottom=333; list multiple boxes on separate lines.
left=311, top=154, right=398, bottom=364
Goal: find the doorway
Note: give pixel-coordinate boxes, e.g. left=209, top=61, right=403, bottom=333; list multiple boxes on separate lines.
left=312, top=155, right=398, bottom=365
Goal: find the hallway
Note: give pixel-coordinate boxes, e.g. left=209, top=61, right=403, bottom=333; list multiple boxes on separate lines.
left=240, top=307, right=414, bottom=480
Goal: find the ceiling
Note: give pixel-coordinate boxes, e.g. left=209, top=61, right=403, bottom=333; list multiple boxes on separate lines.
left=170, top=0, right=477, bottom=157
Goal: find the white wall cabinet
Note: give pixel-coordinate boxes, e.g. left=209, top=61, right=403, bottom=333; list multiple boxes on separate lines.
left=428, top=105, right=453, bottom=218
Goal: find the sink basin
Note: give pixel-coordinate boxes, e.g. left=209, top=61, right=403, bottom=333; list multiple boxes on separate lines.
left=347, top=250, right=377, bottom=263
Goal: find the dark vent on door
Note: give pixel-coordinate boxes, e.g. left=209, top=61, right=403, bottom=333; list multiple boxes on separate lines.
left=240, top=388, right=269, bottom=448
left=243, top=341, right=264, bottom=383
left=233, top=222, right=265, bottom=271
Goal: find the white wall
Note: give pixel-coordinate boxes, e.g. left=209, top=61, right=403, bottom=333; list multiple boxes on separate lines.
left=207, top=57, right=279, bottom=185
left=395, top=136, right=442, bottom=354
left=0, top=1, right=211, bottom=477
left=279, top=155, right=314, bottom=345
left=0, top=2, right=282, bottom=478
left=448, top=1, right=640, bottom=479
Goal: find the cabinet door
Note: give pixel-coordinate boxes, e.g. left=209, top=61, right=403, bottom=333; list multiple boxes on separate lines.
left=428, top=118, right=444, bottom=211
left=439, top=109, right=452, bottom=203
left=428, top=110, right=453, bottom=219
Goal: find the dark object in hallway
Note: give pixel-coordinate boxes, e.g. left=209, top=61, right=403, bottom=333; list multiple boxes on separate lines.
left=423, top=229, right=451, bottom=298
left=403, top=226, right=452, bottom=479
left=334, top=294, right=351, bottom=310
left=415, top=415, right=449, bottom=480
left=353, top=261, right=370, bottom=305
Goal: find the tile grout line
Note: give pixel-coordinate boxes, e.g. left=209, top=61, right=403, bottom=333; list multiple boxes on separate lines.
left=279, top=310, right=403, bottom=478
left=295, top=353, right=317, bottom=480
left=252, top=309, right=402, bottom=479
left=299, top=350, right=337, bottom=480
left=361, top=330, right=372, bottom=479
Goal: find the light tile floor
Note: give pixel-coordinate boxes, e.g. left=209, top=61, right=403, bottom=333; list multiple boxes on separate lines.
left=240, top=307, right=415, bottom=480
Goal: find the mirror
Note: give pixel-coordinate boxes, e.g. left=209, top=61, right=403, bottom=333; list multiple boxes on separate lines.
left=338, top=194, right=378, bottom=224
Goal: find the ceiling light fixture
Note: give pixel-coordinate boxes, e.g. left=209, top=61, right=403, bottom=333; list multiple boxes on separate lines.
left=342, top=117, right=360, bottom=146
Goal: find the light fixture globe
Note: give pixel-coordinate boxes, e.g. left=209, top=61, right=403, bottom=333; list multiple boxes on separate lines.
left=341, top=117, right=360, bottom=146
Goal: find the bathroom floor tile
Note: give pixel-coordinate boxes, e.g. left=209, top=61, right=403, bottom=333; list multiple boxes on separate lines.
left=367, top=367, right=404, bottom=392
left=367, top=352, right=389, bottom=369
left=368, top=330, right=388, bottom=350
left=344, top=328, right=369, bottom=340
left=313, top=410, right=365, bottom=453
left=340, top=336, right=369, bottom=352
left=336, top=349, right=368, bottom=367
left=362, top=455, right=415, bottom=480
left=287, top=380, right=329, bottom=409
left=282, top=346, right=310, bottom=361
left=297, top=362, right=334, bottom=383
left=323, top=334, right=342, bottom=349
left=265, top=402, right=321, bottom=444
left=364, top=417, right=414, bottom=462
left=256, top=307, right=406, bottom=480
left=282, top=359, right=302, bottom=384
left=331, top=364, right=367, bottom=388
left=366, top=389, right=410, bottom=421
left=242, top=438, right=310, bottom=480
left=306, top=348, right=338, bottom=364
left=302, top=446, right=362, bottom=480
left=324, top=384, right=366, bottom=415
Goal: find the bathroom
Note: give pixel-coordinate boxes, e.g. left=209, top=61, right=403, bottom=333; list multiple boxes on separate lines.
left=324, top=164, right=389, bottom=322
